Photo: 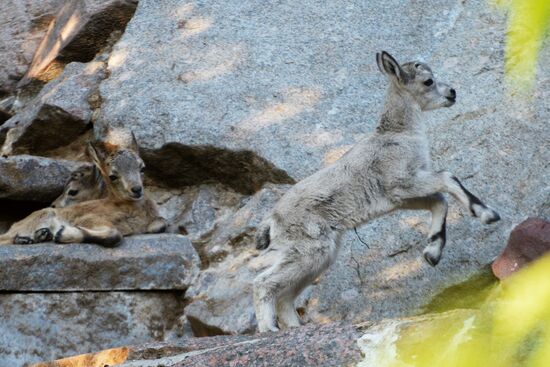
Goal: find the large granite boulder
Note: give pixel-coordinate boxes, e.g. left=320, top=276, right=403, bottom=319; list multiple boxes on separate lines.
left=0, top=61, right=105, bottom=156
left=98, top=0, right=550, bottom=326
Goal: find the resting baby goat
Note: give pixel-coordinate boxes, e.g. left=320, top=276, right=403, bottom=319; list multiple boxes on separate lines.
left=253, top=51, right=500, bottom=332
left=0, top=128, right=166, bottom=246
left=51, top=164, right=106, bottom=208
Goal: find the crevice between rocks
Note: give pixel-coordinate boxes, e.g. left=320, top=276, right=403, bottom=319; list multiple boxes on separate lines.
left=185, top=315, right=230, bottom=337
left=141, top=143, right=295, bottom=195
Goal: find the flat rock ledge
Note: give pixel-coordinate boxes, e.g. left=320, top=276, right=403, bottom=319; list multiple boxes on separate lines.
left=0, top=234, right=200, bottom=291
left=32, top=322, right=363, bottom=367
left=0, top=155, right=81, bottom=202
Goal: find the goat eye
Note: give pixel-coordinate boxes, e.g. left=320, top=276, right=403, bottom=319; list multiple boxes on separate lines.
left=415, top=63, right=421, bottom=68
left=423, top=79, right=434, bottom=86
left=109, top=174, right=118, bottom=182
left=68, top=189, right=79, bottom=196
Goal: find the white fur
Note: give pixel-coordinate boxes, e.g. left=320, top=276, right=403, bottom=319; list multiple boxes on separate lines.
left=253, top=52, right=500, bottom=332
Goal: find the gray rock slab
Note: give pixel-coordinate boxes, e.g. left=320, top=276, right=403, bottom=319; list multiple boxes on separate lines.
left=0, top=155, right=80, bottom=202
left=0, top=61, right=106, bottom=156
left=100, top=0, right=485, bottom=181
left=0, top=291, right=188, bottom=367
left=0, top=234, right=200, bottom=291
left=32, top=322, right=362, bottom=367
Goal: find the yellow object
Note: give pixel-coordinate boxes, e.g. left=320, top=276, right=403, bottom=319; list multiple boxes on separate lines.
left=496, top=0, right=550, bottom=90
left=357, top=253, right=550, bottom=367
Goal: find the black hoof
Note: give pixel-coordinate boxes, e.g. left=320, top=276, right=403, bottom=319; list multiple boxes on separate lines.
left=486, top=211, right=501, bottom=224
left=34, top=228, right=53, bottom=242
left=423, top=252, right=440, bottom=267
left=256, top=243, right=269, bottom=250
left=54, top=226, right=65, bottom=243
left=14, top=235, right=34, bottom=245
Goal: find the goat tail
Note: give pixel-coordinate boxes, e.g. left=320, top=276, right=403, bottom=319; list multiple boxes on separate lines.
left=255, top=223, right=271, bottom=250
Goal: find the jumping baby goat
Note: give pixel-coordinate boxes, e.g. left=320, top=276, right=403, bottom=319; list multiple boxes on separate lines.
left=253, top=51, right=501, bottom=332
left=0, top=128, right=166, bottom=246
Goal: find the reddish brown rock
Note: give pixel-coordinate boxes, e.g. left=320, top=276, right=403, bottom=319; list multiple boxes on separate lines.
left=492, top=218, right=550, bottom=279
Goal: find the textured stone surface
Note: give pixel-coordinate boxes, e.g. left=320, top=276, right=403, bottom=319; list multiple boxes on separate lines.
left=21, top=0, right=137, bottom=87
left=0, top=61, right=105, bottom=156
left=183, top=185, right=296, bottom=336
left=0, top=291, right=188, bottom=367
left=31, top=322, right=361, bottom=367
left=150, top=184, right=244, bottom=242
left=492, top=218, right=550, bottom=279
left=0, top=0, right=64, bottom=96
left=0, top=234, right=200, bottom=291
left=135, top=323, right=360, bottom=367
left=0, top=155, right=80, bottom=202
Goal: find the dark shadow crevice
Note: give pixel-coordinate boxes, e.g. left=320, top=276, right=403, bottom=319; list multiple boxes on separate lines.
left=141, top=143, right=295, bottom=195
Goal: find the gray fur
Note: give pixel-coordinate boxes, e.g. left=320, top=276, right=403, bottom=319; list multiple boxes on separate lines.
left=253, top=51, right=500, bottom=332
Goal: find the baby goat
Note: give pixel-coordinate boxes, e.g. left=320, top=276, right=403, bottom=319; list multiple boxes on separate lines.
left=0, top=128, right=166, bottom=246
left=51, top=164, right=106, bottom=208
left=253, top=51, right=500, bottom=332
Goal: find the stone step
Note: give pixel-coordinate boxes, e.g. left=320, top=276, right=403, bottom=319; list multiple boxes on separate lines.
left=31, top=322, right=362, bottom=367
left=0, top=234, right=199, bottom=291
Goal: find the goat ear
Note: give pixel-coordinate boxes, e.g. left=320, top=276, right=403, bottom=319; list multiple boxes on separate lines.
left=130, top=132, right=139, bottom=152
left=377, top=51, right=404, bottom=83
left=87, top=142, right=105, bottom=168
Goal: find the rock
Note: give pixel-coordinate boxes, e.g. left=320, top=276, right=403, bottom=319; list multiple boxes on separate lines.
left=20, top=0, right=138, bottom=87
left=32, top=322, right=362, bottom=367
left=198, top=184, right=288, bottom=263
left=0, top=0, right=64, bottom=96
left=0, top=155, right=80, bottom=202
left=0, top=61, right=105, bottom=156
left=0, top=291, right=188, bottom=366
left=183, top=250, right=262, bottom=336
left=98, top=0, right=549, bottom=327
left=0, top=234, right=200, bottom=291
left=492, top=218, right=550, bottom=279
left=150, top=184, right=244, bottom=242
left=182, top=185, right=294, bottom=336
left=0, top=96, right=15, bottom=125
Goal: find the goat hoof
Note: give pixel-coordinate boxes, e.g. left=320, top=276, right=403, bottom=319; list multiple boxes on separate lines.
left=481, top=209, right=500, bottom=225
left=14, top=235, right=34, bottom=245
left=258, top=322, right=280, bottom=333
left=423, top=249, right=441, bottom=267
left=34, top=228, right=53, bottom=242
left=54, top=226, right=65, bottom=243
